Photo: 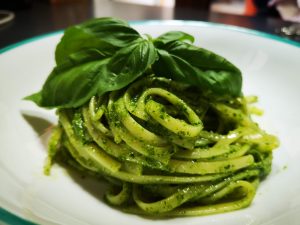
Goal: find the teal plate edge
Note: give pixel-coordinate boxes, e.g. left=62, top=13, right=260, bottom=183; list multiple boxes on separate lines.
left=0, top=208, right=36, bottom=225
left=1, top=20, right=299, bottom=55
left=0, top=19, right=299, bottom=225
left=0, top=30, right=63, bottom=54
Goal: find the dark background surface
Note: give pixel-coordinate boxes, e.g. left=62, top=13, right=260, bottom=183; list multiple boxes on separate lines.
left=0, top=0, right=297, bottom=49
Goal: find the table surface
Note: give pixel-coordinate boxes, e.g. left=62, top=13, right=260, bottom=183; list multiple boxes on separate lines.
left=0, top=0, right=298, bottom=49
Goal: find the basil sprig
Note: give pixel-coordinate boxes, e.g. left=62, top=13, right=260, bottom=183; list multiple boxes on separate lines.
left=25, top=17, right=242, bottom=109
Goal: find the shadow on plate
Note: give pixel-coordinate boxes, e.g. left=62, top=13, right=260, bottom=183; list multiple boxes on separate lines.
left=21, top=112, right=54, bottom=150
left=22, top=113, right=53, bottom=136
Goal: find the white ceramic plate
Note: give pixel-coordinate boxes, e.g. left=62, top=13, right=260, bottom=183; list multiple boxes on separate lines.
left=1, top=21, right=300, bottom=225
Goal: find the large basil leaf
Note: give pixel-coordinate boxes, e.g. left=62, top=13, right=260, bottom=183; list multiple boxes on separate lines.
left=55, top=17, right=141, bottom=65
left=96, top=38, right=158, bottom=95
left=25, top=49, right=109, bottom=108
left=25, top=39, right=157, bottom=108
left=154, top=31, right=194, bottom=47
left=153, top=41, right=242, bottom=98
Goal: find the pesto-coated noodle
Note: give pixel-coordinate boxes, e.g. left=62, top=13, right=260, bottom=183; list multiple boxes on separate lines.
left=46, top=76, right=279, bottom=217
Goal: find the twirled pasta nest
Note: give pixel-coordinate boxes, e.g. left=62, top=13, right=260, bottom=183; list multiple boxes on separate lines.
left=47, top=76, right=278, bottom=216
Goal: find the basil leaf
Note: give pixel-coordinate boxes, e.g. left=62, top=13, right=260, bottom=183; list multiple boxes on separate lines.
left=153, top=41, right=242, bottom=99
left=26, top=39, right=157, bottom=108
left=97, top=38, right=158, bottom=95
left=25, top=49, right=109, bottom=108
left=55, top=17, right=141, bottom=65
left=165, top=41, right=241, bottom=73
left=154, top=31, right=194, bottom=47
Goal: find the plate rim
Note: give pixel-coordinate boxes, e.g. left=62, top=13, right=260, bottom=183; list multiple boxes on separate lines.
left=0, top=20, right=299, bottom=54
left=0, top=207, right=35, bottom=225
left=0, top=19, right=298, bottom=225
